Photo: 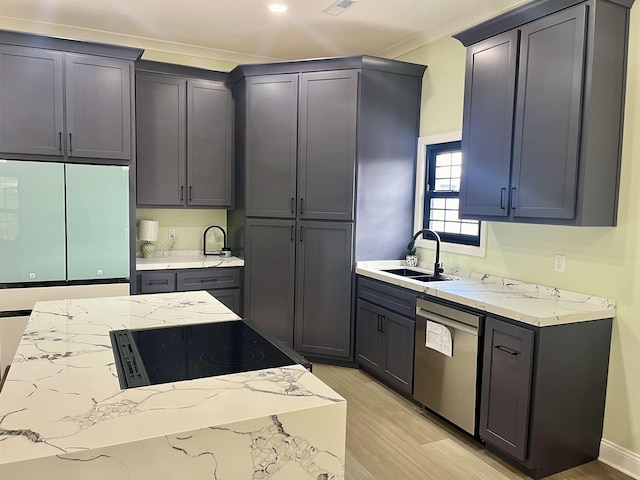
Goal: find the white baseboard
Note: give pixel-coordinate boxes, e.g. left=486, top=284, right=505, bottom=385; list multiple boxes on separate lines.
left=600, top=439, right=640, bottom=479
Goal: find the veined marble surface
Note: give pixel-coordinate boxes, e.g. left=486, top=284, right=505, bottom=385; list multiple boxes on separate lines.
left=136, top=249, right=244, bottom=270
left=356, top=260, right=615, bottom=327
left=0, top=291, right=345, bottom=479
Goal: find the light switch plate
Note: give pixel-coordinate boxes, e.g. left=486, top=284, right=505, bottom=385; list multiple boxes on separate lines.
left=554, top=254, right=565, bottom=273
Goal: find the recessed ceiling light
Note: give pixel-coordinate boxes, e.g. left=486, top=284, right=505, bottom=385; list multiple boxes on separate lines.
left=268, top=3, right=288, bottom=12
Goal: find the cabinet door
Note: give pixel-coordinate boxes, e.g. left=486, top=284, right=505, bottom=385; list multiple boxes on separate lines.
left=0, top=46, right=64, bottom=156
left=0, top=161, right=66, bottom=283
left=135, top=73, right=186, bottom=206
left=382, top=310, right=415, bottom=394
left=0, top=315, right=30, bottom=375
left=298, top=70, right=357, bottom=221
left=65, top=164, right=130, bottom=280
left=65, top=54, right=132, bottom=160
left=245, top=74, right=298, bottom=218
left=295, top=221, right=353, bottom=358
left=459, top=31, right=518, bottom=218
left=244, top=218, right=296, bottom=346
left=511, top=5, right=587, bottom=220
left=207, top=289, right=241, bottom=316
left=480, top=316, right=535, bottom=462
left=187, top=79, right=233, bottom=207
left=355, top=299, right=384, bottom=373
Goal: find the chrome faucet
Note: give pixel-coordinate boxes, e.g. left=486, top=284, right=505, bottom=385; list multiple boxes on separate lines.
left=407, top=229, right=444, bottom=278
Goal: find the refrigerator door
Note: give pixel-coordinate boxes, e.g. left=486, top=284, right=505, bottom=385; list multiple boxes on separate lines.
left=65, top=164, right=130, bottom=280
left=0, top=160, right=66, bottom=283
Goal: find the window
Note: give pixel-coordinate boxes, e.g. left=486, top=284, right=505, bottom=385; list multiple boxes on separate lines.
left=414, top=133, right=486, bottom=257
left=424, top=141, right=480, bottom=246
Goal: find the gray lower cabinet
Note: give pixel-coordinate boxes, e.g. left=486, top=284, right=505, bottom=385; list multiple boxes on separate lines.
left=136, top=67, right=233, bottom=208
left=244, top=219, right=353, bottom=358
left=355, top=277, right=417, bottom=394
left=479, top=315, right=613, bottom=479
left=356, top=299, right=415, bottom=394
left=294, top=221, right=353, bottom=358
left=0, top=44, right=134, bottom=161
left=457, top=0, right=632, bottom=225
left=138, top=268, right=242, bottom=315
left=480, top=317, right=534, bottom=461
left=244, top=219, right=296, bottom=346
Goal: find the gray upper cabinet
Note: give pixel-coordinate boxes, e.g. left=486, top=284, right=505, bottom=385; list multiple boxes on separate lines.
left=510, top=6, right=586, bottom=220
left=298, top=70, right=357, bottom=221
left=0, top=46, right=64, bottom=156
left=65, top=54, right=132, bottom=160
left=244, top=74, right=298, bottom=218
left=136, top=73, right=186, bottom=206
left=0, top=44, right=135, bottom=162
left=456, top=0, right=633, bottom=226
left=459, top=32, right=517, bottom=218
left=187, top=79, right=233, bottom=207
left=135, top=64, right=233, bottom=208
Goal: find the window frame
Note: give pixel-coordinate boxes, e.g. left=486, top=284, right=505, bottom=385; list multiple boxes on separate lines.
left=414, top=132, right=487, bottom=258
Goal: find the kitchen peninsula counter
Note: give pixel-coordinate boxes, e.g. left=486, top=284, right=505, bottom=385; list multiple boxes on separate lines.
left=0, top=291, right=345, bottom=479
left=356, top=260, right=615, bottom=327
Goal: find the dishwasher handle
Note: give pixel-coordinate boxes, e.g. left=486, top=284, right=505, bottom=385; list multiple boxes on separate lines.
left=417, top=308, right=479, bottom=337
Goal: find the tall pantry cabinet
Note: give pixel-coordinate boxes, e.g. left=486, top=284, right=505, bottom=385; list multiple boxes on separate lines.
left=229, top=56, right=426, bottom=361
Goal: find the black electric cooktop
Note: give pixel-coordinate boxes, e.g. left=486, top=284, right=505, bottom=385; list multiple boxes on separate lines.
left=110, top=320, right=310, bottom=389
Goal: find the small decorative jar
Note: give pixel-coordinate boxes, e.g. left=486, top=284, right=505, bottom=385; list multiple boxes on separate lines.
left=405, top=254, right=419, bottom=267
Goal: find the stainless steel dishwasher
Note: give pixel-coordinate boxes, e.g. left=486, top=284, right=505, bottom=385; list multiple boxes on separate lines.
left=414, top=297, right=483, bottom=435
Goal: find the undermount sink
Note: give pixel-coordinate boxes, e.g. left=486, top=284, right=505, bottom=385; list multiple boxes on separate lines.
left=383, top=268, right=426, bottom=277
left=382, top=268, right=454, bottom=282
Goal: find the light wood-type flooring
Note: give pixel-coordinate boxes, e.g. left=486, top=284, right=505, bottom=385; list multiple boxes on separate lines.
left=313, top=364, right=631, bottom=480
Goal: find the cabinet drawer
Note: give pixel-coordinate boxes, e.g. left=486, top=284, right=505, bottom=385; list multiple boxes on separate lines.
left=357, top=276, right=417, bottom=318
left=177, top=268, right=240, bottom=291
left=140, top=271, right=176, bottom=293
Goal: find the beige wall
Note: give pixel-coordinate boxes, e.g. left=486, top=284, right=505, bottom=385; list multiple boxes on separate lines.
left=396, top=13, right=640, bottom=455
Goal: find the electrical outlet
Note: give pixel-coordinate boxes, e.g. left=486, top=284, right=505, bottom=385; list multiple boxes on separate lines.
left=168, top=228, right=176, bottom=241
left=554, top=254, right=565, bottom=273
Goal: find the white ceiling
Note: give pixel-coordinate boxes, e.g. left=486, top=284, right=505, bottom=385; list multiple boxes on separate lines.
left=0, top=0, right=530, bottom=63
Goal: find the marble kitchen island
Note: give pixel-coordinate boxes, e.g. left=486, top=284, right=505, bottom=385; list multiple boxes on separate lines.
left=0, top=291, right=346, bottom=479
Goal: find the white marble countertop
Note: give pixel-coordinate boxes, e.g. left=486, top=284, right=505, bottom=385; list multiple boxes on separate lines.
left=0, top=291, right=344, bottom=474
left=356, top=260, right=615, bottom=327
left=136, top=250, right=244, bottom=270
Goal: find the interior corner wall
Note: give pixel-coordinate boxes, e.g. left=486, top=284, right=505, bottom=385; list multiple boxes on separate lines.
left=394, top=11, right=640, bottom=459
